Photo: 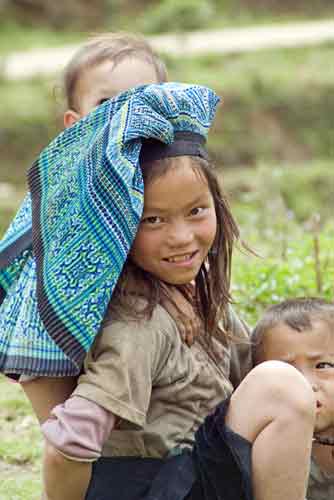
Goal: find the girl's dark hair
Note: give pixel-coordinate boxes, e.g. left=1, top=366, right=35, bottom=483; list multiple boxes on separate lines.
left=64, top=32, right=168, bottom=110
left=111, top=156, right=240, bottom=352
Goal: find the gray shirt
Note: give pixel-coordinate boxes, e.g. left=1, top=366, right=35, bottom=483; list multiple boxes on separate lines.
left=74, top=304, right=251, bottom=458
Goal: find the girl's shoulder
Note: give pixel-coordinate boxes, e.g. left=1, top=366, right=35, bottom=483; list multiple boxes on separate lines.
left=92, top=301, right=182, bottom=359
left=84, top=302, right=194, bottom=395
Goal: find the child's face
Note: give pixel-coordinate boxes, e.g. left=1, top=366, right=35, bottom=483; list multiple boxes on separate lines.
left=259, top=320, right=334, bottom=435
left=130, top=157, right=217, bottom=285
left=64, top=56, right=159, bottom=127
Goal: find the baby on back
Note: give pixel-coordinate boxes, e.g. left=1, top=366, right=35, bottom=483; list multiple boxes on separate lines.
left=252, top=297, right=334, bottom=500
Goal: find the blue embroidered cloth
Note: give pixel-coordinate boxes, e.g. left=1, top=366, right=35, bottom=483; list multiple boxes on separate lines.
left=0, top=83, right=220, bottom=377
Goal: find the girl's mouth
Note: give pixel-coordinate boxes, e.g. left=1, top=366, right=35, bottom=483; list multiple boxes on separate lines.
left=164, top=251, right=198, bottom=264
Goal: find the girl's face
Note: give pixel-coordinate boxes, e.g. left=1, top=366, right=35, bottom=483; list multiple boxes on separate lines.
left=131, top=157, right=217, bottom=285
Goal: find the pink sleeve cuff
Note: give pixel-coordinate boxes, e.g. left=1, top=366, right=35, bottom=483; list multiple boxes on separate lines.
left=41, top=395, right=116, bottom=461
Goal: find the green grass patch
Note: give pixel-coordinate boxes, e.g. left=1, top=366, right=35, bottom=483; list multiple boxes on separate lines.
left=167, top=44, right=334, bottom=90
left=0, top=376, right=43, bottom=499
left=0, top=428, right=42, bottom=465
left=223, top=162, right=334, bottom=325
left=232, top=224, right=334, bottom=325
left=125, top=0, right=334, bottom=34
left=2, top=2, right=332, bottom=53
left=0, top=21, right=84, bottom=56
left=0, top=475, right=42, bottom=500
left=222, top=161, right=333, bottom=225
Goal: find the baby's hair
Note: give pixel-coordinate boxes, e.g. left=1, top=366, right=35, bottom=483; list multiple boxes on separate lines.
left=112, top=155, right=240, bottom=353
left=252, top=297, right=334, bottom=362
left=63, top=32, right=168, bottom=110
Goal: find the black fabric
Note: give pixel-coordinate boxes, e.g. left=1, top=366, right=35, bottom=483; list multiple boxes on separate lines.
left=187, top=398, right=253, bottom=500
left=0, top=285, right=5, bottom=307
left=85, top=454, right=195, bottom=500
left=85, top=398, right=253, bottom=500
left=140, top=131, right=208, bottom=164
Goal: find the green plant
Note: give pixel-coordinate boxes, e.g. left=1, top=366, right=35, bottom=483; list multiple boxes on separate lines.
left=138, top=0, right=216, bottom=33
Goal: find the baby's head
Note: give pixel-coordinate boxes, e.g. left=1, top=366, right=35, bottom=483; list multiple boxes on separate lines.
left=253, top=298, right=334, bottom=436
left=63, top=32, right=167, bottom=127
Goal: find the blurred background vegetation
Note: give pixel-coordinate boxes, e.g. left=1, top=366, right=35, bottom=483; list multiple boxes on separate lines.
left=0, top=1, right=333, bottom=498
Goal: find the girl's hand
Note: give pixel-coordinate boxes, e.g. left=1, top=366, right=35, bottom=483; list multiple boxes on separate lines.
left=160, top=286, right=201, bottom=347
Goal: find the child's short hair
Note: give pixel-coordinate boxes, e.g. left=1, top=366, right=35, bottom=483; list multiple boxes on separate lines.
left=64, top=32, right=168, bottom=110
left=252, top=297, right=334, bottom=362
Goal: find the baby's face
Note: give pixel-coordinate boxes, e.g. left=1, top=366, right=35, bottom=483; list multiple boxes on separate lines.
left=259, top=320, right=334, bottom=435
left=76, top=56, right=159, bottom=117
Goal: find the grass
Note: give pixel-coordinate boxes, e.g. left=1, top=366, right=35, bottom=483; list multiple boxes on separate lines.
left=1, top=5, right=333, bottom=55
left=0, top=376, right=42, bottom=499
left=0, top=21, right=84, bottom=56
left=167, top=43, right=334, bottom=89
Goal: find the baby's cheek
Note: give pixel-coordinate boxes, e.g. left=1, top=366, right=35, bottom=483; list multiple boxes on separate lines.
left=319, top=377, right=334, bottom=423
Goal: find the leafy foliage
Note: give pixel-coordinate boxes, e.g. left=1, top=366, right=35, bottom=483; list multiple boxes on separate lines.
left=138, top=0, right=216, bottom=33
left=232, top=225, right=334, bottom=326
left=224, top=164, right=334, bottom=325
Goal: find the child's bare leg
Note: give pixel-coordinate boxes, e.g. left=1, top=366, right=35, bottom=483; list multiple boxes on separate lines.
left=21, top=376, right=77, bottom=423
left=42, top=441, right=92, bottom=500
left=226, top=361, right=315, bottom=500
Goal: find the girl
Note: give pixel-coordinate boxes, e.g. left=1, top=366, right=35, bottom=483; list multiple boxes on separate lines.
left=38, top=83, right=315, bottom=500
left=1, top=32, right=198, bottom=426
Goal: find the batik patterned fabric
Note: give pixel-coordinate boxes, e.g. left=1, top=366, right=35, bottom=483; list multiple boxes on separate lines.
left=0, top=82, right=220, bottom=377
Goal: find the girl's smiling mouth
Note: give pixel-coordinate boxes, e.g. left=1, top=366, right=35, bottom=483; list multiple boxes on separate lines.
left=164, top=251, right=198, bottom=265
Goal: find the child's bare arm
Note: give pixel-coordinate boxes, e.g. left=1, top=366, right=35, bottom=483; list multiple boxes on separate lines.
left=21, top=376, right=77, bottom=424
left=42, top=441, right=92, bottom=500
left=41, top=396, right=117, bottom=500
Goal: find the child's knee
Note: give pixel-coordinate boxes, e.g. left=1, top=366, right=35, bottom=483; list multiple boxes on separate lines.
left=251, top=361, right=316, bottom=421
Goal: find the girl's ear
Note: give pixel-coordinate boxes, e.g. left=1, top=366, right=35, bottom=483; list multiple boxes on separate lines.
left=63, top=109, right=81, bottom=128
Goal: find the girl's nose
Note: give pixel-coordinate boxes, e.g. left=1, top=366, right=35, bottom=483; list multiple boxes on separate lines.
left=167, top=221, right=194, bottom=247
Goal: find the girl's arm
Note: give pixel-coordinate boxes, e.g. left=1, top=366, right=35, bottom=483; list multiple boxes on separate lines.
left=41, top=396, right=117, bottom=500
left=41, top=309, right=172, bottom=500
left=42, top=396, right=117, bottom=461
left=21, top=376, right=77, bottom=424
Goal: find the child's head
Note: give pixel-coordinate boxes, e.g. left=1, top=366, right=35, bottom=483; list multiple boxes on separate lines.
left=115, top=133, right=240, bottom=342
left=253, top=298, right=334, bottom=435
left=63, top=32, right=168, bottom=127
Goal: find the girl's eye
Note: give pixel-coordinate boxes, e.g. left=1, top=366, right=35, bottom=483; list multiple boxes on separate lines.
left=316, top=362, right=334, bottom=369
left=189, top=207, right=205, bottom=216
left=141, top=216, right=163, bottom=225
